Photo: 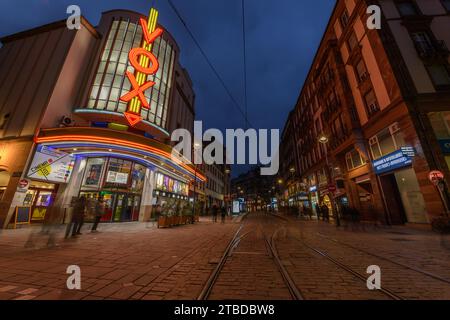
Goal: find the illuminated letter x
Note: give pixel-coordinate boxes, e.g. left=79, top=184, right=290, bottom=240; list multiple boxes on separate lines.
left=120, top=71, right=155, bottom=108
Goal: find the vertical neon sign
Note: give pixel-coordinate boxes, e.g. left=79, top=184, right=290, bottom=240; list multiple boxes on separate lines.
left=120, top=8, right=164, bottom=126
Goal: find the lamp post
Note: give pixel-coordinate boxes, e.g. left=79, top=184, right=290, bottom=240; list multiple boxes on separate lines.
left=192, top=142, right=201, bottom=223
left=318, top=134, right=340, bottom=227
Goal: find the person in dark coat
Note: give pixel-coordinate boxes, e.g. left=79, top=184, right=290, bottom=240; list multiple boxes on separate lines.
left=71, top=196, right=86, bottom=237
left=321, top=204, right=330, bottom=222
left=220, top=206, right=226, bottom=223
left=212, top=204, right=218, bottom=223
left=315, top=203, right=322, bottom=221
left=91, top=197, right=105, bottom=232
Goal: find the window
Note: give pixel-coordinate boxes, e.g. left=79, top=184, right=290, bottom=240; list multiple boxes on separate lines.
left=82, top=158, right=106, bottom=188
left=369, top=123, right=405, bottom=160
left=364, top=90, right=380, bottom=116
left=411, top=31, right=434, bottom=57
left=396, top=1, right=420, bottom=16
left=105, top=158, right=132, bottom=186
left=355, top=60, right=369, bottom=83
left=87, top=19, right=174, bottom=129
left=347, top=32, right=359, bottom=52
left=426, top=64, right=450, bottom=87
left=340, top=9, right=349, bottom=28
left=346, top=149, right=364, bottom=170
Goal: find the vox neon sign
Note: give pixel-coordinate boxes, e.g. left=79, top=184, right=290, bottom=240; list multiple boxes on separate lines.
left=120, top=8, right=163, bottom=126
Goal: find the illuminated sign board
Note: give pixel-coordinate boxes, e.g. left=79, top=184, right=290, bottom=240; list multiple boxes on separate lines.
left=120, top=8, right=164, bottom=126
left=372, top=147, right=415, bottom=175
left=27, top=146, right=75, bottom=183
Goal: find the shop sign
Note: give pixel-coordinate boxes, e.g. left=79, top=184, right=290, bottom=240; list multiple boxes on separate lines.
left=119, top=8, right=164, bottom=126
left=328, top=184, right=336, bottom=193
left=438, top=139, right=450, bottom=154
left=17, top=179, right=30, bottom=193
left=106, top=171, right=129, bottom=184
left=27, top=146, right=75, bottom=183
left=429, top=171, right=444, bottom=185
left=309, top=186, right=317, bottom=192
left=372, top=147, right=415, bottom=175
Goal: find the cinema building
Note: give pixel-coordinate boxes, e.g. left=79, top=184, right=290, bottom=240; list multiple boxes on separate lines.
left=0, top=9, right=206, bottom=228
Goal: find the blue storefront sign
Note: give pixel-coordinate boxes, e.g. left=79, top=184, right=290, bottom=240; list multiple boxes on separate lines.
left=372, top=147, right=415, bottom=175
left=438, top=139, right=450, bottom=154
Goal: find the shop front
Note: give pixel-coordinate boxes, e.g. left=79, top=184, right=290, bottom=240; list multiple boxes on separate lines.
left=78, top=157, right=147, bottom=222
left=373, top=147, right=428, bottom=224
left=152, top=172, right=190, bottom=213
left=1, top=127, right=206, bottom=227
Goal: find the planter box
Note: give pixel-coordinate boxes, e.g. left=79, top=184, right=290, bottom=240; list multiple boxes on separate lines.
left=195, top=215, right=200, bottom=222
left=158, top=216, right=170, bottom=228
left=181, top=216, right=187, bottom=224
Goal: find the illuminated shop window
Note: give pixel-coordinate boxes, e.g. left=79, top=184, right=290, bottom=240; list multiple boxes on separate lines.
left=105, top=158, right=132, bottom=186
left=131, top=163, right=146, bottom=192
left=82, top=158, right=106, bottom=188
left=87, top=18, right=175, bottom=129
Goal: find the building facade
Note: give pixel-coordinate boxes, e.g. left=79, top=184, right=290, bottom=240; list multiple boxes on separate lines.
left=280, top=0, right=450, bottom=225
left=0, top=9, right=205, bottom=228
left=231, top=166, right=275, bottom=213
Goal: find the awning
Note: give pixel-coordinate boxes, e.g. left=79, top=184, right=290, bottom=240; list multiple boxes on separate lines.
left=34, top=127, right=206, bottom=182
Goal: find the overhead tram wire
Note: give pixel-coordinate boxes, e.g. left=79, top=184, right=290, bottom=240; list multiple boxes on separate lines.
left=166, top=0, right=254, bottom=129
left=242, top=0, right=249, bottom=130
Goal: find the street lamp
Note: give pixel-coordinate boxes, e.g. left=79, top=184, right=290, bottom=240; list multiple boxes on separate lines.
left=318, top=133, right=340, bottom=227
left=192, top=141, right=201, bottom=223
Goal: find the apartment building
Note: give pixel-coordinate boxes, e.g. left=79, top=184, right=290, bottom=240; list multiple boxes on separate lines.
left=280, top=0, right=450, bottom=225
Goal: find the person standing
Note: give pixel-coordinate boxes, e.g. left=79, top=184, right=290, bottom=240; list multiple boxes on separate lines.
left=220, top=206, right=226, bottom=223
left=212, top=204, right=218, bottom=223
left=321, top=204, right=330, bottom=222
left=91, top=196, right=105, bottom=233
left=71, top=196, right=86, bottom=237
left=315, top=203, right=321, bottom=221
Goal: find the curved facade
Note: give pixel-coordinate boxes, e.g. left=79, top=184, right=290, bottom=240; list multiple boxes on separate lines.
left=0, top=9, right=204, bottom=227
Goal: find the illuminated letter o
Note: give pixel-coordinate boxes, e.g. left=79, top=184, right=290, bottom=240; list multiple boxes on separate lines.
left=129, top=47, right=159, bottom=75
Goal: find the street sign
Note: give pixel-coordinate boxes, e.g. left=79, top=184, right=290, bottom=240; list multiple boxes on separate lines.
left=429, top=170, right=444, bottom=185
left=17, top=179, right=30, bottom=193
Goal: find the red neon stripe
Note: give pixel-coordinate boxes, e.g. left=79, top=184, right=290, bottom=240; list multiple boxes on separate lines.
left=35, top=135, right=206, bottom=181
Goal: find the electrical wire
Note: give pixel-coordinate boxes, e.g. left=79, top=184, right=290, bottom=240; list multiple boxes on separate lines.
left=166, top=0, right=253, bottom=128
left=242, top=0, right=249, bottom=130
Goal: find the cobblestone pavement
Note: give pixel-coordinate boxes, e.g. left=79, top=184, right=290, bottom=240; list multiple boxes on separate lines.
left=0, top=218, right=238, bottom=300
left=208, top=213, right=292, bottom=300
left=0, top=213, right=449, bottom=300
left=276, top=216, right=450, bottom=300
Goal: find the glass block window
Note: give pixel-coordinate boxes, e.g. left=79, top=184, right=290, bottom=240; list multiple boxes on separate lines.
left=87, top=18, right=175, bottom=129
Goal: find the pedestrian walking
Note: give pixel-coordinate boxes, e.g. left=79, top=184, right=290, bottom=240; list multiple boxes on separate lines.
left=91, top=196, right=105, bottom=232
left=212, top=204, right=218, bottom=223
left=307, top=206, right=313, bottom=220
left=315, top=203, right=322, bottom=221
left=321, top=204, right=330, bottom=222
left=221, top=206, right=226, bottom=223
left=70, top=196, right=86, bottom=237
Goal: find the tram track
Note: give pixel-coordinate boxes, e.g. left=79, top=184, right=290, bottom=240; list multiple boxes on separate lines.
left=197, top=212, right=304, bottom=300
left=315, top=232, right=450, bottom=285
left=268, top=214, right=406, bottom=299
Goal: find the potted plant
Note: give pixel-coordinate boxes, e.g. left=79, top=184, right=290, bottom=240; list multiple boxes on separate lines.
left=182, top=203, right=193, bottom=224
left=158, top=204, right=170, bottom=228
